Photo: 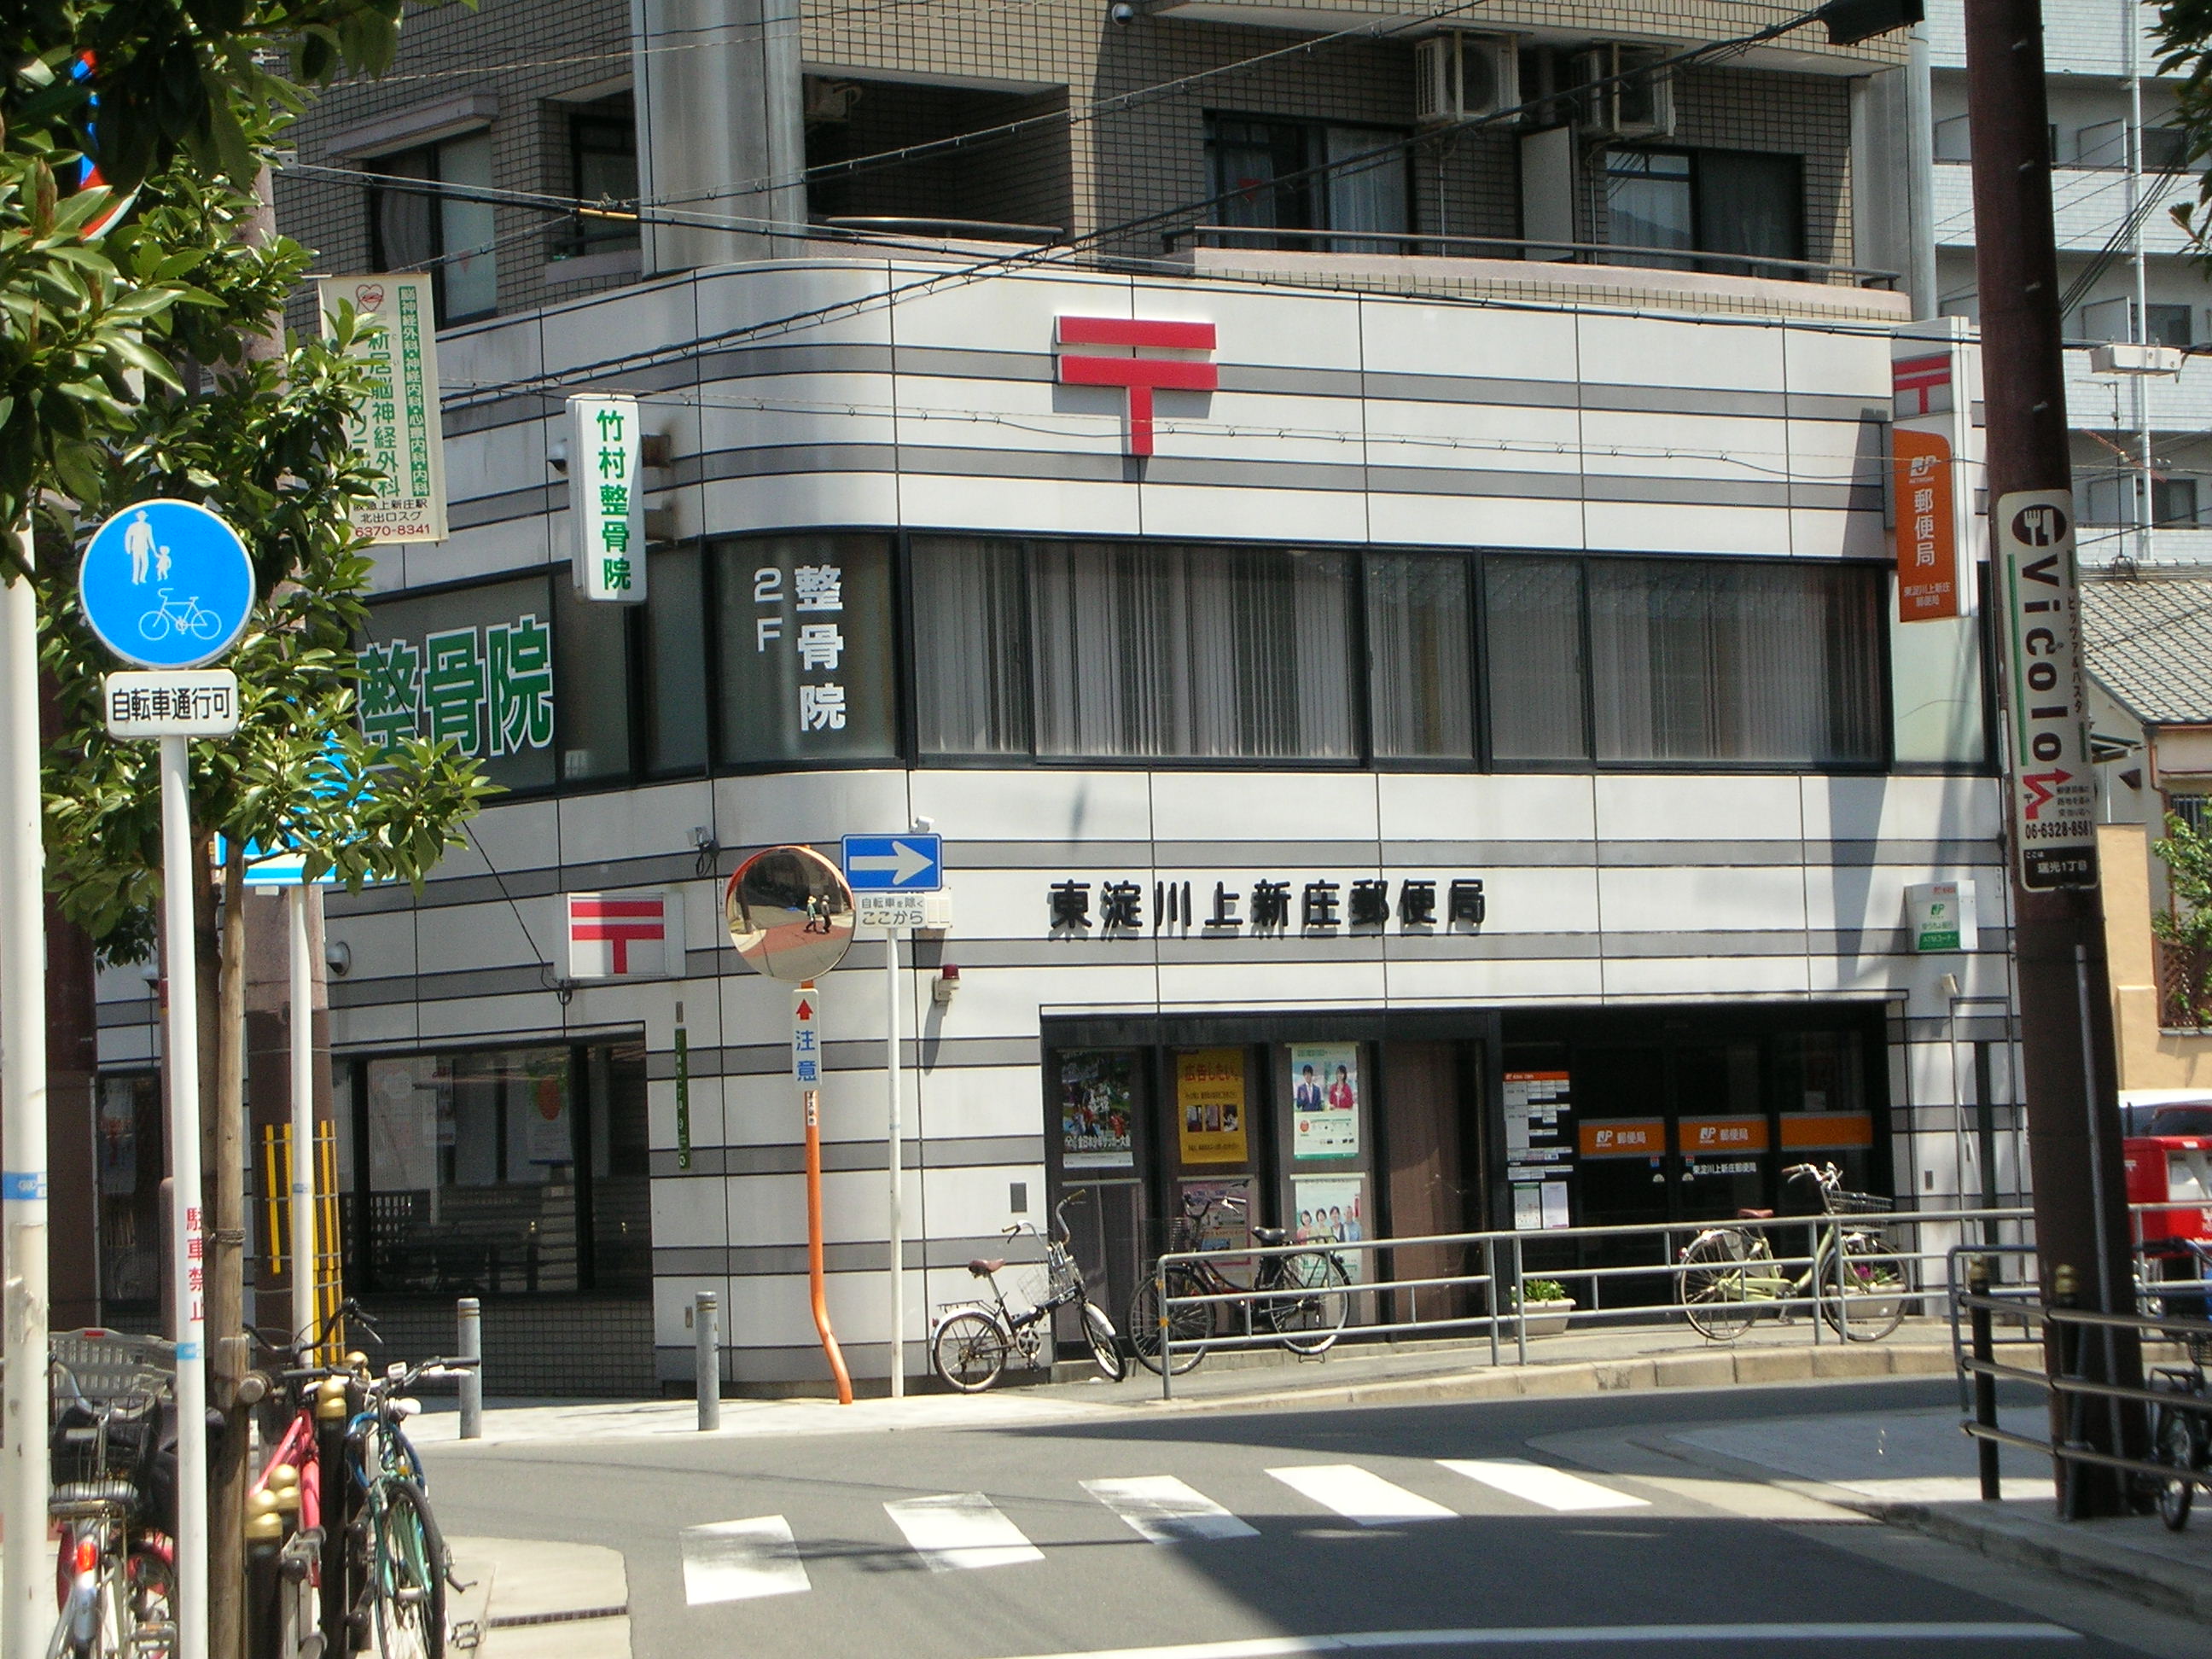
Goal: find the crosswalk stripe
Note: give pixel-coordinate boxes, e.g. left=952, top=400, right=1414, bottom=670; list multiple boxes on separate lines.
left=885, top=1492, right=1045, bottom=1571
left=1438, top=1458, right=1650, bottom=1513
left=1083, top=1476, right=1260, bottom=1544
left=680, top=1516, right=811, bottom=1604
left=1266, top=1464, right=1456, bottom=1526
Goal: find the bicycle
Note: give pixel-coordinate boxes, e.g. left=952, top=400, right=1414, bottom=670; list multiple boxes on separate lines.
left=342, top=1348, right=477, bottom=1659
left=2144, top=1240, right=2212, bottom=1531
left=1128, top=1191, right=1352, bottom=1377
left=931, top=1191, right=1127, bottom=1391
left=1676, top=1161, right=1907, bottom=1342
left=136, top=589, right=223, bottom=643
left=45, top=1330, right=178, bottom=1659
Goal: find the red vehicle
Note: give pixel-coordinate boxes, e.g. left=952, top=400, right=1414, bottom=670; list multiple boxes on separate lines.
left=2124, top=1102, right=2212, bottom=1253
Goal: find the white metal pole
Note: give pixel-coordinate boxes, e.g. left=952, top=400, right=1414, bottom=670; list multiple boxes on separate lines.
left=884, top=924, right=904, bottom=1398
left=160, top=736, right=209, bottom=1659
left=2126, top=0, right=2155, bottom=565
left=0, top=518, right=50, bottom=1659
left=288, top=884, right=316, bottom=1351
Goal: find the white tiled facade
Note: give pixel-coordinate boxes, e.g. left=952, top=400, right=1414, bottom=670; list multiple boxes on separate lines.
left=86, top=253, right=2019, bottom=1389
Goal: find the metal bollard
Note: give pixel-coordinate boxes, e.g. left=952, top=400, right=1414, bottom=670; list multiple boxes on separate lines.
left=696, top=1290, right=722, bottom=1431
left=1966, top=1258, right=2000, bottom=1500
left=457, top=1297, right=483, bottom=1441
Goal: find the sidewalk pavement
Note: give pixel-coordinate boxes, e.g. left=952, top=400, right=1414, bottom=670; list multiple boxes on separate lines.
left=1540, top=1401, right=2212, bottom=1625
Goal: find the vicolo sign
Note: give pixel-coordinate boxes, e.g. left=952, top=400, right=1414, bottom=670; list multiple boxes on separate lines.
left=1997, top=489, right=2098, bottom=891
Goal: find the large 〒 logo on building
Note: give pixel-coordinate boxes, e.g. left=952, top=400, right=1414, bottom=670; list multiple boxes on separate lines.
left=1055, top=316, right=1218, bottom=457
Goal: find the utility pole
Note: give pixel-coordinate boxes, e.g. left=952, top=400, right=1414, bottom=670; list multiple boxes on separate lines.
left=1962, top=0, right=2145, bottom=1515
left=2, top=515, right=52, bottom=1659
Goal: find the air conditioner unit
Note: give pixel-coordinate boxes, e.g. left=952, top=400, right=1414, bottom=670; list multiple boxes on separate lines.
left=1572, top=43, right=1674, bottom=140
left=1413, top=32, right=1520, bottom=128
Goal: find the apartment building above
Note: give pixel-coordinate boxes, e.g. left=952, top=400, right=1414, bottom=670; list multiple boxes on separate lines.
left=274, top=0, right=1915, bottom=334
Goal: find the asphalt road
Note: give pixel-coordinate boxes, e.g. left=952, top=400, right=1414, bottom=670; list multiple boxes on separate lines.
left=426, top=1377, right=2212, bottom=1659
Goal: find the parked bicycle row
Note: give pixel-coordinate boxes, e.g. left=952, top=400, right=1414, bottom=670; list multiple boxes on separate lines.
left=45, top=1302, right=474, bottom=1659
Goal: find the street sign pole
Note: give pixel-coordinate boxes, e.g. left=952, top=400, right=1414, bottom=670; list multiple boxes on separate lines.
left=883, top=926, right=904, bottom=1398
left=793, top=982, right=853, bottom=1405
left=288, top=885, right=317, bottom=1352
left=0, top=515, right=49, bottom=1659
left=160, top=736, right=211, bottom=1659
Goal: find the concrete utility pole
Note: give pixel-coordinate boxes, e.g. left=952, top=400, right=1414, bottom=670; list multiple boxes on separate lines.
left=1961, top=0, right=2145, bottom=1515
left=2, top=515, right=52, bottom=1659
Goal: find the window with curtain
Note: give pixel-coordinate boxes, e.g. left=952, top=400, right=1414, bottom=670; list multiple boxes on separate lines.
left=1368, top=552, right=1473, bottom=760
left=1587, top=557, right=1883, bottom=765
left=1605, top=148, right=1803, bottom=280
left=368, top=131, right=499, bottom=321
left=1204, top=114, right=1410, bottom=252
left=914, top=537, right=1357, bottom=761
left=1484, top=556, right=1588, bottom=762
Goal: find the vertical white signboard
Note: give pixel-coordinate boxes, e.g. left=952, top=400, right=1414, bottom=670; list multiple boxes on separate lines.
left=318, top=275, right=447, bottom=543
left=569, top=393, right=647, bottom=603
left=1997, top=489, right=2098, bottom=891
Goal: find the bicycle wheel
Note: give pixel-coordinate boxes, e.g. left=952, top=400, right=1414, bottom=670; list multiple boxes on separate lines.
left=2157, top=1405, right=2198, bottom=1531
left=1128, top=1270, right=1213, bottom=1377
left=122, top=1542, right=175, bottom=1658
left=185, top=608, right=222, bottom=641
left=372, top=1479, right=446, bottom=1659
left=1080, top=1300, right=1127, bottom=1382
left=1818, top=1231, right=1907, bottom=1341
left=1266, top=1253, right=1352, bottom=1356
left=930, top=1311, right=1009, bottom=1393
left=1679, top=1228, right=1760, bottom=1342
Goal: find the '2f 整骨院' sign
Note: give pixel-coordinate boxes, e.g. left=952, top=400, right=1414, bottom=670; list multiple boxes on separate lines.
left=1999, top=490, right=2098, bottom=891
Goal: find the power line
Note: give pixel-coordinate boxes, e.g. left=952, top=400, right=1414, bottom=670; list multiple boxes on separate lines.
left=432, top=1, right=1883, bottom=414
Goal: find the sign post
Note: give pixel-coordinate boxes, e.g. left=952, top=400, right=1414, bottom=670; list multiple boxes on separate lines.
left=79, top=498, right=255, bottom=1659
left=726, top=847, right=856, bottom=1402
left=0, top=512, right=46, bottom=1659
left=845, top=835, right=943, bottom=1401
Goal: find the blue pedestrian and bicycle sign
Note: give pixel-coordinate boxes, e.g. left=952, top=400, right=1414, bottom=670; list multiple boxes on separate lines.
left=841, top=833, right=944, bottom=891
left=79, top=499, right=255, bottom=669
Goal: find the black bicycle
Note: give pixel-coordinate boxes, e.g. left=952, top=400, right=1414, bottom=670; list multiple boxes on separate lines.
left=930, top=1192, right=1127, bottom=1392
left=1129, top=1192, right=1352, bottom=1377
left=2146, top=1240, right=2212, bottom=1531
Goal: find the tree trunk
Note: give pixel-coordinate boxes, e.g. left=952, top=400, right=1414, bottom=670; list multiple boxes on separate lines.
left=208, top=837, right=249, bottom=1659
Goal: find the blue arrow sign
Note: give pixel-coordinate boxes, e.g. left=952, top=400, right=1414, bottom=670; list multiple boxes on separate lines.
left=79, top=500, right=254, bottom=670
left=841, top=833, right=943, bottom=892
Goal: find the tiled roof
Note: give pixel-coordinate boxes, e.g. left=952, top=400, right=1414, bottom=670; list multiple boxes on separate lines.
left=2081, top=577, right=2212, bottom=725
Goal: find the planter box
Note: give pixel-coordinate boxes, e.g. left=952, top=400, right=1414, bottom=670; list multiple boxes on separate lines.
left=1517, top=1299, right=1575, bottom=1338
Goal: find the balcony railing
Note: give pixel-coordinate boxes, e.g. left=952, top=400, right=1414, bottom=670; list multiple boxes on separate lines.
left=2157, top=936, right=2212, bottom=1032
left=1166, top=224, right=1902, bottom=289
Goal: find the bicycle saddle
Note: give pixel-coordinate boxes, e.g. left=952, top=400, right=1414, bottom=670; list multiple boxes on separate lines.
left=1736, top=1208, right=1774, bottom=1220
left=1251, top=1226, right=1289, bottom=1245
left=967, top=1257, right=1004, bottom=1277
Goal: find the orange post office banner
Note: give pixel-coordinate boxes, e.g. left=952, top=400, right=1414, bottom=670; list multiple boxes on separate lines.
left=1894, top=428, right=1959, bottom=620
left=1778, top=1112, right=1875, bottom=1150
left=1680, top=1115, right=1771, bottom=1155
left=1578, top=1119, right=1667, bottom=1158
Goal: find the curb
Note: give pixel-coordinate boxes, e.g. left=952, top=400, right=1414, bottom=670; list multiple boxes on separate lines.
left=1139, top=1342, right=1957, bottom=1414
left=1848, top=1495, right=2212, bottom=1624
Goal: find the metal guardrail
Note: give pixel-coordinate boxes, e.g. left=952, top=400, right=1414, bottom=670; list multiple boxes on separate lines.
left=1147, top=1201, right=2039, bottom=1401
left=1165, top=224, right=1905, bottom=288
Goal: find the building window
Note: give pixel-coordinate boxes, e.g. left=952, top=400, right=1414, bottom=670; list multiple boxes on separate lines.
left=2156, top=475, right=2203, bottom=529
left=2148, top=304, right=2195, bottom=348
left=567, top=102, right=639, bottom=255
left=2080, top=296, right=2194, bottom=346
left=713, top=534, right=899, bottom=768
left=1367, top=552, right=1474, bottom=760
left=914, top=537, right=1358, bottom=761
left=368, top=131, right=498, bottom=322
left=344, top=1040, right=650, bottom=1297
left=1604, top=147, right=1803, bottom=278
left=1487, top=555, right=1885, bottom=767
left=1204, top=114, right=1410, bottom=252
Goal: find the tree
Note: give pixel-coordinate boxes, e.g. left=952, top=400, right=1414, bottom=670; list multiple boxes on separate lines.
left=2154, top=811, right=2212, bottom=1027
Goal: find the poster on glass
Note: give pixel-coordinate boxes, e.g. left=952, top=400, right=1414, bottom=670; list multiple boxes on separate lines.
left=1177, top=1049, right=1249, bottom=1165
left=1292, top=1174, right=1366, bottom=1284
left=1061, top=1051, right=1135, bottom=1169
left=1289, top=1043, right=1360, bottom=1160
